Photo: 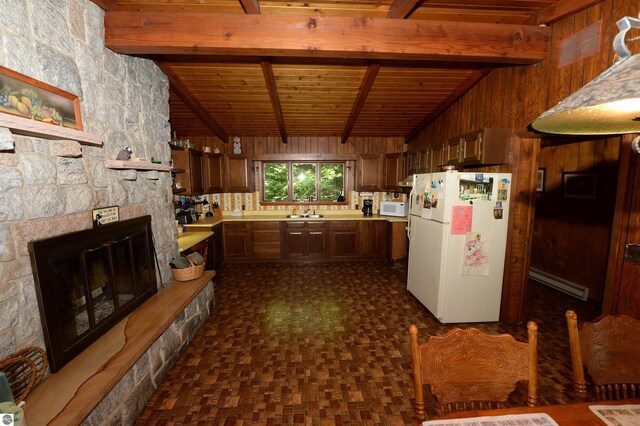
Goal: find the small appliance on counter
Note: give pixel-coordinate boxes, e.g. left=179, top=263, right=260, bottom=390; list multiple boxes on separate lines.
left=362, top=199, right=373, bottom=216
left=379, top=201, right=409, bottom=217
left=176, top=207, right=199, bottom=224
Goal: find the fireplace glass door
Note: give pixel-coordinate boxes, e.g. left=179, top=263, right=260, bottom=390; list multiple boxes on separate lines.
left=30, top=216, right=157, bottom=372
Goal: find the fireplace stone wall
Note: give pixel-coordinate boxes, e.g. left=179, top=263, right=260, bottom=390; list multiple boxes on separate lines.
left=0, top=0, right=178, bottom=360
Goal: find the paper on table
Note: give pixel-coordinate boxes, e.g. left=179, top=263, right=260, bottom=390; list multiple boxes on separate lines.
left=423, top=413, right=559, bottom=426
left=589, top=404, right=640, bottom=426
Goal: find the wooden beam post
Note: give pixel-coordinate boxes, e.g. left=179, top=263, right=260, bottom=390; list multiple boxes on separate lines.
left=239, top=0, right=261, bottom=14
left=535, top=0, right=606, bottom=26
left=155, top=62, right=229, bottom=143
left=260, top=60, right=288, bottom=144
left=105, top=12, right=549, bottom=64
left=341, top=63, right=381, bottom=144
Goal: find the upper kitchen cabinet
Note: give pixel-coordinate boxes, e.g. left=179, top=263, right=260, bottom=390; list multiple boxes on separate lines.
left=225, top=154, right=253, bottom=193
left=357, top=154, right=382, bottom=192
left=383, top=153, right=403, bottom=191
left=171, top=146, right=203, bottom=195
left=459, top=128, right=512, bottom=166
left=203, top=152, right=224, bottom=193
left=417, top=148, right=429, bottom=173
left=430, top=144, right=445, bottom=172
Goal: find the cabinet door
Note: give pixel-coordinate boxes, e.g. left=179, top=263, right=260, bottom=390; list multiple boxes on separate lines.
left=388, top=221, right=408, bottom=262
left=461, top=131, right=482, bottom=164
left=307, top=222, right=327, bottom=258
left=225, top=154, right=253, bottom=193
left=330, top=221, right=359, bottom=258
left=203, top=153, right=224, bottom=193
left=223, top=222, right=251, bottom=260
left=284, top=222, right=308, bottom=258
left=430, top=144, right=445, bottom=171
left=446, top=138, right=461, bottom=165
left=417, top=148, right=429, bottom=173
left=212, top=223, right=224, bottom=268
left=406, top=151, right=418, bottom=175
left=252, top=221, right=282, bottom=259
left=357, top=154, right=382, bottom=192
left=189, top=149, right=204, bottom=194
left=383, top=153, right=402, bottom=191
left=360, top=221, right=388, bottom=258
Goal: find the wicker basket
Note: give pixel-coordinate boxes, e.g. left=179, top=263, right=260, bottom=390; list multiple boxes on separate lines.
left=171, top=257, right=205, bottom=281
left=0, top=346, right=48, bottom=403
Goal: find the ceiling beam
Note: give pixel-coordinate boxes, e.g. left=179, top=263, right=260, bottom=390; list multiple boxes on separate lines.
left=154, top=62, right=229, bottom=143
left=239, top=0, right=261, bottom=14
left=406, top=68, right=491, bottom=142
left=260, top=60, right=288, bottom=144
left=89, top=0, right=117, bottom=10
left=341, top=63, right=381, bottom=144
left=535, top=0, right=605, bottom=26
left=105, top=12, right=549, bottom=64
left=386, top=0, right=422, bottom=19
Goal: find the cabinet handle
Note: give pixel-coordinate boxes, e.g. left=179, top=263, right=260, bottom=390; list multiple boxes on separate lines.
left=310, top=232, right=322, bottom=235
left=290, top=232, right=303, bottom=235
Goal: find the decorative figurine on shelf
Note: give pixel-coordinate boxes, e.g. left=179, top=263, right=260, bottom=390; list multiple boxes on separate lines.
left=233, top=136, right=242, bottom=154
left=116, top=146, right=132, bottom=160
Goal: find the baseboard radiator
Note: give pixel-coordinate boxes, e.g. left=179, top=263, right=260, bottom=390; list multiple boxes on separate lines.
left=528, top=268, right=590, bottom=301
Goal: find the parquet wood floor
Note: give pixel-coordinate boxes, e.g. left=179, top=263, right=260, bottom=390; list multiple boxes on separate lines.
left=137, top=262, right=600, bottom=425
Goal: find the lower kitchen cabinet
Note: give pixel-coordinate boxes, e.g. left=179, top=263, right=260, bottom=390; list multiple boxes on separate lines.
left=388, top=221, right=408, bottom=263
left=360, top=220, right=388, bottom=259
left=252, top=221, right=282, bottom=259
left=329, top=221, right=359, bottom=259
left=223, top=222, right=251, bottom=260
left=283, top=221, right=327, bottom=259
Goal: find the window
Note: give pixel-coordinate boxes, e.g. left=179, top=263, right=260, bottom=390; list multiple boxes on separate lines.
left=262, top=161, right=345, bottom=203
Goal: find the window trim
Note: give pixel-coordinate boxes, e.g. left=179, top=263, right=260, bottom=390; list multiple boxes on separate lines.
left=260, top=160, right=352, bottom=205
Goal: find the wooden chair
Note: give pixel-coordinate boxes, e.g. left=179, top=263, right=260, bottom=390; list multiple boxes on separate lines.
left=565, top=310, right=640, bottom=400
left=409, top=322, right=538, bottom=420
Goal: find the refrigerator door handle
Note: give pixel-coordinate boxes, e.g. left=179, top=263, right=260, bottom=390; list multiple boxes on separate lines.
left=407, top=215, right=411, bottom=240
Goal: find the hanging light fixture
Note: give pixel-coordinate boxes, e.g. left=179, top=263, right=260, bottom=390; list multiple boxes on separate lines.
left=530, top=15, right=640, bottom=135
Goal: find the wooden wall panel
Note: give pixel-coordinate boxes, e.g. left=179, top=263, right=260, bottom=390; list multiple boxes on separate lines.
left=408, top=0, right=638, bottom=317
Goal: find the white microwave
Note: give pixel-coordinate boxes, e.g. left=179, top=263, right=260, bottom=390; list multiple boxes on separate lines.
left=379, top=201, right=409, bottom=217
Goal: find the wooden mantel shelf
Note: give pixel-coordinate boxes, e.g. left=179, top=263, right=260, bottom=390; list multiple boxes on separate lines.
left=105, top=159, right=171, bottom=171
left=0, top=114, right=102, bottom=146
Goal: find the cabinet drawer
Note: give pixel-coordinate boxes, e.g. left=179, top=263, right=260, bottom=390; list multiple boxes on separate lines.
left=307, top=221, right=326, bottom=229
left=331, top=221, right=358, bottom=230
left=252, top=221, right=280, bottom=230
left=253, top=230, right=280, bottom=243
left=224, top=222, right=249, bottom=230
left=286, top=221, right=306, bottom=228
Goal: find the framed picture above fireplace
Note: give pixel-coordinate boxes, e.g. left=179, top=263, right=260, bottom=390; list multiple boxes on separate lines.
left=0, top=65, right=82, bottom=130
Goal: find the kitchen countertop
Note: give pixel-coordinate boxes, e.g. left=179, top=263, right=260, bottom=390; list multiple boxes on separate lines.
left=184, top=211, right=408, bottom=228
left=177, top=231, right=214, bottom=252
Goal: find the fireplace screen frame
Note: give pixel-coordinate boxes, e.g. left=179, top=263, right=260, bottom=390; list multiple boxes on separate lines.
left=29, top=215, right=158, bottom=372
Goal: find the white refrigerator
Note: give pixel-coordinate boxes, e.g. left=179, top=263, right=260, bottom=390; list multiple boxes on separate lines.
left=406, top=170, right=512, bottom=323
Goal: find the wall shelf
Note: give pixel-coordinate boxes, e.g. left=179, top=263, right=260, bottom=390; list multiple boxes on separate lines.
left=0, top=114, right=102, bottom=146
left=105, top=160, right=171, bottom=171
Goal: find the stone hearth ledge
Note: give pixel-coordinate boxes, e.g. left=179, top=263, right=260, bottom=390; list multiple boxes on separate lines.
left=23, top=271, right=216, bottom=426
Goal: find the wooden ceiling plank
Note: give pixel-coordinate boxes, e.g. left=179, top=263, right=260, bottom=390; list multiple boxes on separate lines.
left=260, top=60, right=288, bottom=143
left=535, top=0, right=605, bottom=26
left=386, top=0, right=422, bottom=19
left=406, top=68, right=491, bottom=142
left=89, top=0, right=117, bottom=10
left=157, top=62, right=229, bottom=142
left=105, top=11, right=549, bottom=64
left=341, top=63, right=381, bottom=144
left=239, top=0, right=261, bottom=14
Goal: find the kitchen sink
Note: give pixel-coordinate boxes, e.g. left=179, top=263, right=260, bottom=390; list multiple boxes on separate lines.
left=306, top=214, right=324, bottom=218
left=285, top=214, right=324, bottom=219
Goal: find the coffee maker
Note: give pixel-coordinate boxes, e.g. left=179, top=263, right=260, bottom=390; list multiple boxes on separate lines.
left=362, top=199, right=373, bottom=216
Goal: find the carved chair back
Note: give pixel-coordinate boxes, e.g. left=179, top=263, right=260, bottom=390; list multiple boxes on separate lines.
left=409, top=322, right=538, bottom=420
left=566, top=310, right=640, bottom=400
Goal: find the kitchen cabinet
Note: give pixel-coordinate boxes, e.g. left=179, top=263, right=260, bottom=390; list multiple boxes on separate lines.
left=357, top=154, right=382, bottom=192
left=283, top=221, right=327, bottom=259
left=360, top=221, right=388, bottom=259
left=252, top=221, right=282, bottom=259
left=388, top=221, right=408, bottom=263
left=446, top=137, right=462, bottom=165
left=383, top=153, right=403, bottom=191
left=223, top=222, right=251, bottom=260
left=183, top=223, right=225, bottom=269
left=430, top=144, right=445, bottom=172
left=203, top=153, right=224, bottom=193
left=405, top=151, right=418, bottom=176
left=171, top=147, right=204, bottom=195
left=459, top=128, right=511, bottom=165
left=417, top=148, right=429, bottom=173
left=225, top=154, right=253, bottom=193
left=329, top=221, right=359, bottom=259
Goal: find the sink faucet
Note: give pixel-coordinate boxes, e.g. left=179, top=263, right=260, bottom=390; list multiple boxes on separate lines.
left=304, top=208, right=311, bottom=215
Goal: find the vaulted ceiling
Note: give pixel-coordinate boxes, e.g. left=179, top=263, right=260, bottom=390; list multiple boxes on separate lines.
left=94, top=0, right=601, bottom=143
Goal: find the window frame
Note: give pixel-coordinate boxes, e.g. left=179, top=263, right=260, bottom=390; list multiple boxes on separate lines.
left=260, top=160, right=351, bottom=205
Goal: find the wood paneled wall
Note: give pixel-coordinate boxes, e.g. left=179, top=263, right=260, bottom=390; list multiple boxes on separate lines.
left=185, top=136, right=405, bottom=157
left=409, top=0, right=639, bottom=306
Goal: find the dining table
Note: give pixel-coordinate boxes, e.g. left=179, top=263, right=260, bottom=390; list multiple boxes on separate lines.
left=430, top=399, right=640, bottom=425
